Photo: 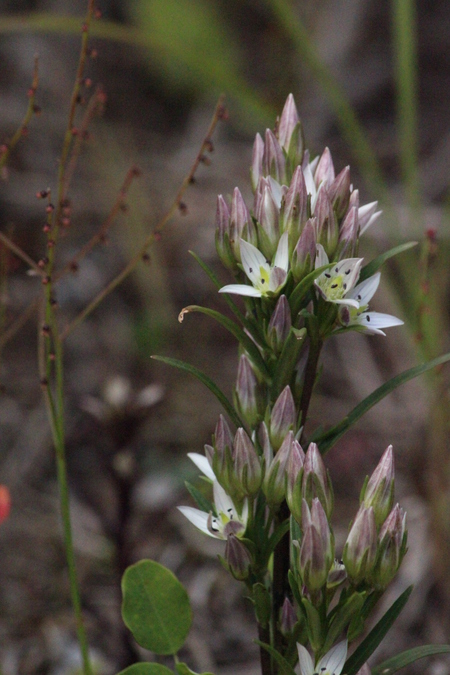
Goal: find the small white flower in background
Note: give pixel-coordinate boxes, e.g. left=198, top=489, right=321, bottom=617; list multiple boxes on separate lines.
left=314, top=245, right=363, bottom=308
left=219, top=232, right=289, bottom=298
left=338, top=272, right=404, bottom=335
left=297, top=640, right=348, bottom=675
left=178, top=453, right=248, bottom=539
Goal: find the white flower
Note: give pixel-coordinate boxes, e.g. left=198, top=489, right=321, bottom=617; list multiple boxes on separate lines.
left=178, top=453, right=248, bottom=539
left=219, top=232, right=289, bottom=298
left=297, top=641, right=347, bottom=675
left=314, top=245, right=363, bottom=308
left=337, top=272, right=404, bottom=335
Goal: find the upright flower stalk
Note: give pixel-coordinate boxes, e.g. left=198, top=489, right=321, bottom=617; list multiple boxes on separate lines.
left=177, top=95, right=407, bottom=675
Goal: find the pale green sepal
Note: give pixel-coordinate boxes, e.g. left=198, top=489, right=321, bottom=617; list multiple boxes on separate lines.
left=321, top=591, right=366, bottom=655
left=252, top=582, right=272, bottom=629
left=302, top=596, right=324, bottom=652
left=270, top=326, right=307, bottom=399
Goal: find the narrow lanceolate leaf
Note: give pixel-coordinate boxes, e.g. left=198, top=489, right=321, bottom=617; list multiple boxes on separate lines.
left=151, top=355, right=244, bottom=429
left=117, top=665, right=175, bottom=675
left=344, top=586, right=413, bottom=675
left=309, top=352, right=450, bottom=454
left=185, top=481, right=216, bottom=516
left=179, top=305, right=271, bottom=379
left=372, top=645, right=450, bottom=675
left=270, top=327, right=307, bottom=399
left=255, top=641, right=297, bottom=675
left=121, top=560, right=192, bottom=655
left=359, top=241, right=418, bottom=282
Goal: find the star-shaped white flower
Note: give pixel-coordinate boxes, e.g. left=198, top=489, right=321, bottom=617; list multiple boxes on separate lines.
left=219, top=232, right=289, bottom=298
left=297, top=641, right=347, bottom=675
left=314, top=245, right=363, bottom=307
left=337, top=272, right=404, bottom=335
left=178, top=453, right=248, bottom=539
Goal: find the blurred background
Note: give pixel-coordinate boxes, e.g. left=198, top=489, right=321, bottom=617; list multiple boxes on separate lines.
left=0, top=0, right=449, bottom=673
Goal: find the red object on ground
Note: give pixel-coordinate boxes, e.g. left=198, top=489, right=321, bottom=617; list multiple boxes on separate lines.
left=0, top=485, right=11, bottom=523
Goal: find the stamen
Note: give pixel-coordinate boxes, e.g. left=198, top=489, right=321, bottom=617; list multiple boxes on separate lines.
left=249, top=267, right=253, bottom=273
left=345, top=269, right=351, bottom=274
left=325, top=273, right=331, bottom=278
left=331, top=283, right=338, bottom=289
left=357, top=294, right=361, bottom=300
left=343, top=283, right=347, bottom=289
left=261, top=278, right=265, bottom=284
left=335, top=267, right=339, bottom=272
left=366, top=316, right=371, bottom=321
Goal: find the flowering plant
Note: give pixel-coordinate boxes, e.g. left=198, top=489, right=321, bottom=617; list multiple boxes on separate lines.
left=119, top=95, right=450, bottom=675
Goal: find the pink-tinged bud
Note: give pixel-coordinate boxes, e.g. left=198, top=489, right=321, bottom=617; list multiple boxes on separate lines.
left=327, top=560, right=347, bottom=588
left=285, top=440, right=305, bottom=524
left=278, top=94, right=300, bottom=151
left=349, top=188, right=359, bottom=210
left=343, top=506, right=378, bottom=586
left=360, top=445, right=395, bottom=528
left=291, top=218, right=317, bottom=281
left=302, top=443, right=334, bottom=518
left=215, top=195, right=234, bottom=269
left=328, top=165, right=351, bottom=220
left=211, top=415, right=235, bottom=493
left=263, top=431, right=294, bottom=505
left=229, top=188, right=256, bottom=261
left=267, top=294, right=291, bottom=353
left=224, top=534, right=252, bottom=580
left=269, top=386, right=296, bottom=451
left=233, top=428, right=262, bottom=496
left=279, top=597, right=297, bottom=636
left=281, top=165, right=307, bottom=244
left=338, top=206, right=359, bottom=258
left=314, top=147, right=335, bottom=188
left=304, top=498, right=334, bottom=568
left=251, top=132, right=264, bottom=192
left=374, top=503, right=407, bottom=589
left=255, top=181, right=280, bottom=259
left=263, top=129, right=286, bottom=184
left=214, top=414, right=234, bottom=457
left=314, top=186, right=338, bottom=257
left=0, top=485, right=11, bottom=523
left=234, top=355, right=262, bottom=428
left=299, top=522, right=329, bottom=592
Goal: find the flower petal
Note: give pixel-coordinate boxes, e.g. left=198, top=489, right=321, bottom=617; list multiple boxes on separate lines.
left=178, top=506, right=216, bottom=537
left=315, top=243, right=329, bottom=269
left=297, top=644, right=314, bottom=675
left=187, top=452, right=216, bottom=481
left=213, top=480, right=235, bottom=518
left=350, top=272, right=381, bottom=305
left=357, top=311, right=404, bottom=335
left=273, top=232, right=290, bottom=271
left=240, top=239, right=269, bottom=284
left=317, top=640, right=348, bottom=675
left=219, top=284, right=263, bottom=297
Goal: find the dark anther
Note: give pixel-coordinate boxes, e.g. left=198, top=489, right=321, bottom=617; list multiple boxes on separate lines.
left=343, top=283, right=347, bottom=289
left=345, top=269, right=351, bottom=274
left=366, top=316, right=371, bottom=321
left=249, top=268, right=253, bottom=273
left=325, top=273, right=331, bottom=278
left=331, top=283, right=338, bottom=289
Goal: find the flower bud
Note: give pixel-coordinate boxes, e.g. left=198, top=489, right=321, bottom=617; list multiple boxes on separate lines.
left=269, top=386, right=296, bottom=451
left=314, top=147, right=335, bottom=188
left=285, top=440, right=305, bottom=524
left=302, top=443, right=334, bottom=518
left=299, top=521, right=329, bottom=592
left=291, top=218, right=317, bottom=281
left=360, top=445, right=395, bottom=528
left=358, top=201, right=382, bottom=235
left=255, top=179, right=280, bottom=259
left=215, top=195, right=235, bottom=269
left=343, top=506, right=378, bottom=586
left=327, top=560, right=347, bottom=589
left=224, top=534, right=252, bottom=580
left=304, top=498, right=334, bottom=569
left=229, top=188, right=256, bottom=262
left=263, top=431, right=294, bottom=505
left=314, top=186, right=338, bottom=257
left=263, top=129, right=286, bottom=184
left=251, top=132, right=264, bottom=192
left=267, top=295, right=292, bottom=353
left=373, top=503, right=407, bottom=589
left=234, top=355, right=262, bottom=428
left=348, top=188, right=359, bottom=210
left=328, top=166, right=351, bottom=220
left=210, top=415, right=235, bottom=494
left=233, top=428, right=263, bottom=496
left=279, top=597, right=297, bottom=637
left=281, top=165, right=307, bottom=244
left=338, top=206, right=359, bottom=258
left=278, top=94, right=300, bottom=152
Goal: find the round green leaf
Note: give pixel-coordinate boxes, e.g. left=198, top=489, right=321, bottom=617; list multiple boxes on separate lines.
left=122, top=560, right=192, bottom=655
left=117, top=666, right=174, bottom=675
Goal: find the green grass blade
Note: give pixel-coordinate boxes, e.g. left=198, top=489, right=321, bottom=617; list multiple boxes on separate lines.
left=151, top=355, right=244, bottom=429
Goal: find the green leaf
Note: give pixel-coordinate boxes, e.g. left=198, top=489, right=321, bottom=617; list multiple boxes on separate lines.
left=270, top=327, right=307, bottom=399
left=255, top=641, right=297, bottom=675
left=359, top=241, right=418, bottom=282
left=288, top=263, right=334, bottom=317
left=309, top=352, right=450, bottom=454
left=151, top=355, right=244, bottom=429
left=117, top=666, right=174, bottom=675
left=321, top=591, right=366, bottom=654
left=372, top=645, right=450, bottom=675
left=179, top=304, right=270, bottom=379
left=252, top=583, right=272, bottom=629
left=344, top=586, right=413, bottom=675
left=302, top=597, right=324, bottom=652
left=185, top=481, right=215, bottom=516
left=176, top=663, right=215, bottom=675
left=121, top=560, right=192, bottom=655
